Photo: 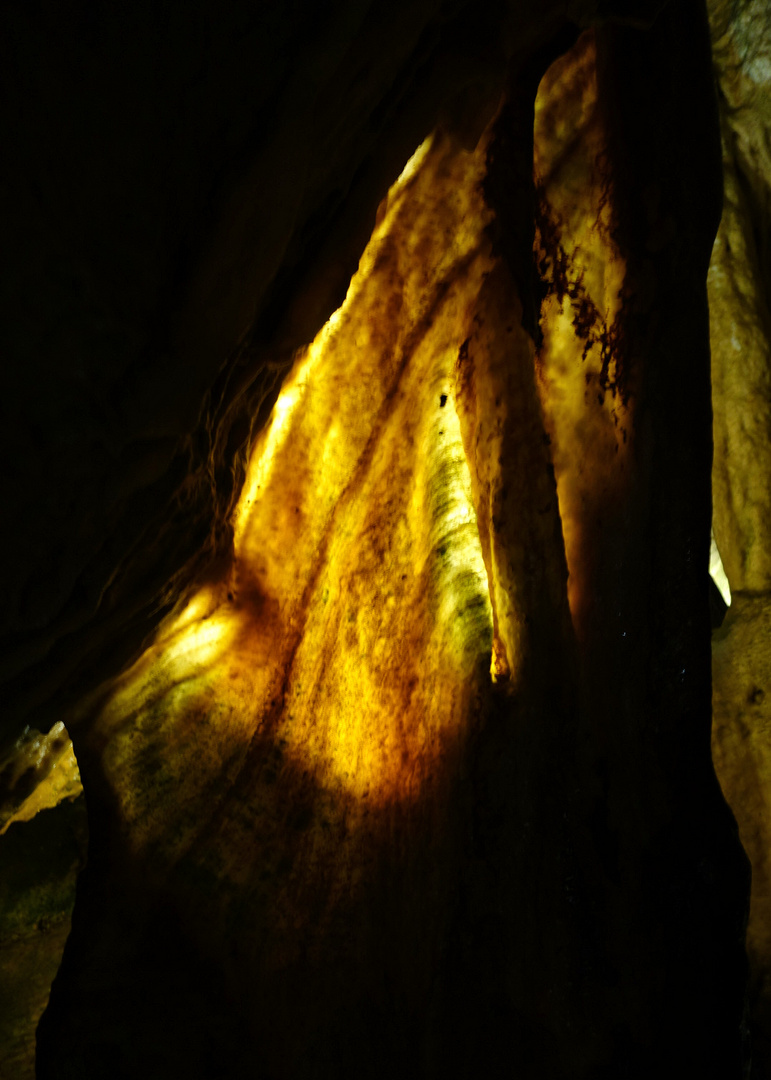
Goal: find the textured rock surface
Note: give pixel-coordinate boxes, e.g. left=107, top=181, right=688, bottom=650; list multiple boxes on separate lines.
left=42, top=133, right=506, bottom=1078
left=714, top=599, right=771, bottom=1073
left=708, top=1, right=771, bottom=1073
left=0, top=799, right=87, bottom=1080
left=0, top=0, right=576, bottom=748
left=0, top=4, right=674, bottom=1070
left=0, top=723, right=82, bottom=836
left=709, top=0, right=771, bottom=592
left=1, top=0, right=761, bottom=1075
left=31, top=8, right=749, bottom=1077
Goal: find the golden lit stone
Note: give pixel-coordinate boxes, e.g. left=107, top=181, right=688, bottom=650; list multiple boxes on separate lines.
left=3, top=13, right=758, bottom=1075
left=709, top=156, right=771, bottom=593
left=7, top=33, right=631, bottom=858
left=532, top=31, right=630, bottom=634
left=73, top=129, right=500, bottom=895
left=64, top=31, right=627, bottom=916
left=708, top=0, right=771, bottom=1059
left=0, top=723, right=82, bottom=836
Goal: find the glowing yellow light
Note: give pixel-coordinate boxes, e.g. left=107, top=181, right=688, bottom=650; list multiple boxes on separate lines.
left=75, top=35, right=625, bottom=869
left=233, top=349, right=317, bottom=550
left=394, top=136, right=433, bottom=189
left=74, top=126, right=500, bottom=857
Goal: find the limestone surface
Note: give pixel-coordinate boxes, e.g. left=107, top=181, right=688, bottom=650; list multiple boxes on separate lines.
left=709, top=0, right=771, bottom=1070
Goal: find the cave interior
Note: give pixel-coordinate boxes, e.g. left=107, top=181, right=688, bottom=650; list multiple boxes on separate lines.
left=2, top=1, right=771, bottom=1077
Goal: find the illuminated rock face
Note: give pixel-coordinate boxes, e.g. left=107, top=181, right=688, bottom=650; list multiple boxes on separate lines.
left=708, top=0, right=771, bottom=1071
left=533, top=36, right=630, bottom=637
left=0, top=0, right=531, bottom=746
left=47, top=127, right=507, bottom=1080
left=73, top=135, right=498, bottom=858
left=0, top=724, right=81, bottom=837
left=32, top=8, right=751, bottom=1078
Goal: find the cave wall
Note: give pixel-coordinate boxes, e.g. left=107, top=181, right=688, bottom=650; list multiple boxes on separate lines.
left=2, top=0, right=770, bottom=1076
left=0, top=799, right=87, bottom=1079
left=0, top=0, right=547, bottom=744
left=708, top=0, right=771, bottom=1074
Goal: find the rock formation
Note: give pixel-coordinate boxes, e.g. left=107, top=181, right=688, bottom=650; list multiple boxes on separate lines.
left=1, top=0, right=769, bottom=1076
left=709, top=0, right=771, bottom=1074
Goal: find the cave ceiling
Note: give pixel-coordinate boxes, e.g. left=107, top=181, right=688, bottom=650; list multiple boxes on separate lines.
left=3, top=0, right=771, bottom=1077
